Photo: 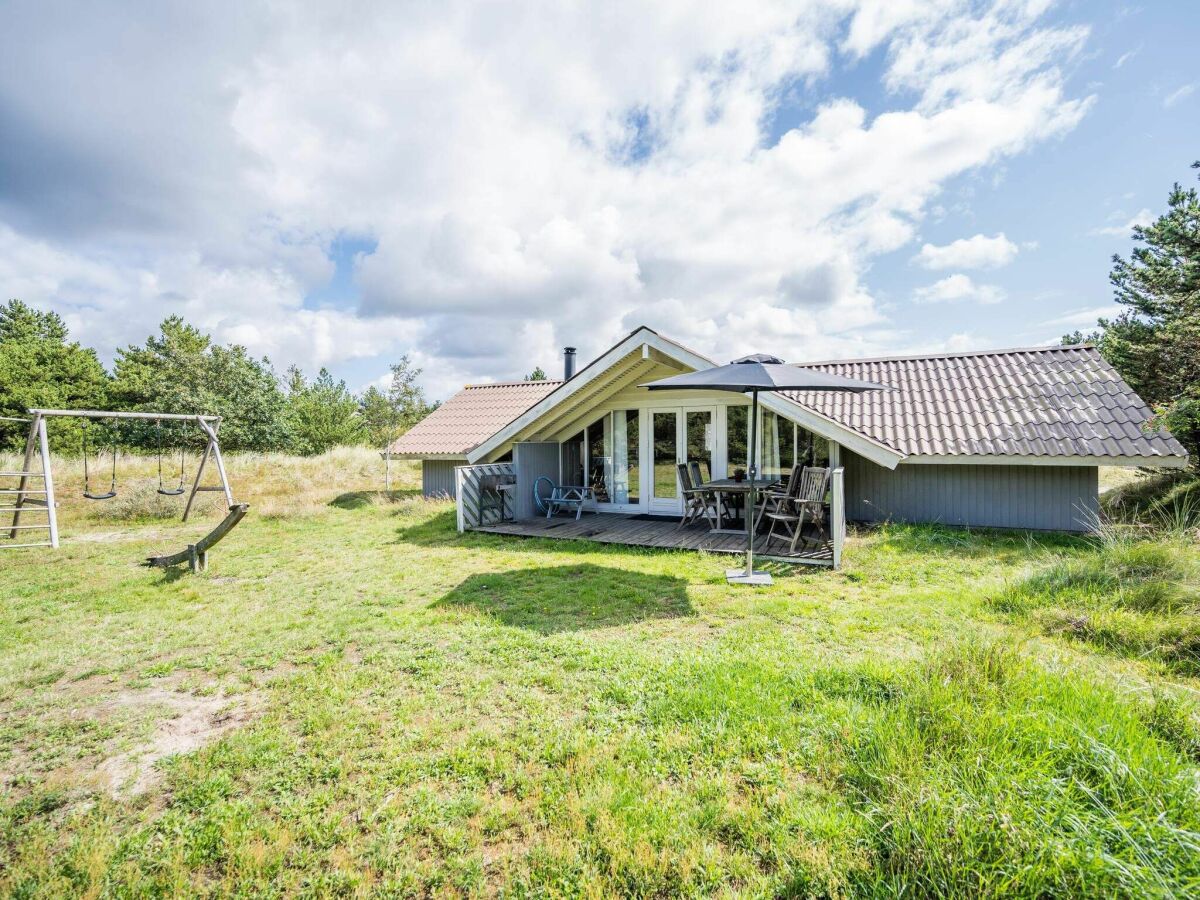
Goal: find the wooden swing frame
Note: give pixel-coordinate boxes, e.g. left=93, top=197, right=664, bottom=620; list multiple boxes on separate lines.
left=3, top=409, right=242, bottom=570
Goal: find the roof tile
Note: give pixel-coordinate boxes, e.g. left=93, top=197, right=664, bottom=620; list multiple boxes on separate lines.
left=786, top=345, right=1188, bottom=461
left=387, top=380, right=563, bottom=456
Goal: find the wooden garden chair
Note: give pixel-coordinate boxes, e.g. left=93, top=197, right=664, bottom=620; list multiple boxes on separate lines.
left=678, top=463, right=722, bottom=529
left=690, top=460, right=731, bottom=526
left=753, top=462, right=805, bottom=532
left=761, top=466, right=830, bottom=554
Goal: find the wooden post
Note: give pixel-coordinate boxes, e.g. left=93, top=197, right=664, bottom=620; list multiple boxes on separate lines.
left=37, top=416, right=58, bottom=549
left=831, top=466, right=845, bottom=570
left=187, top=544, right=208, bottom=573
left=197, top=418, right=234, bottom=508
left=454, top=466, right=466, bottom=532
left=183, top=438, right=213, bottom=522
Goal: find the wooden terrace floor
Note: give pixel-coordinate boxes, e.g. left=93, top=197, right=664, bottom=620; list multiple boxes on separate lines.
left=472, top=512, right=834, bottom=565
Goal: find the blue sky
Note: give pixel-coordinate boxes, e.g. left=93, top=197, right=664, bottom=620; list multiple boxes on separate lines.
left=1, top=1, right=1197, bottom=400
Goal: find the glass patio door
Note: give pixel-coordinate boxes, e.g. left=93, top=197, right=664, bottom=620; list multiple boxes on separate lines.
left=650, top=410, right=679, bottom=512
left=647, top=406, right=715, bottom=514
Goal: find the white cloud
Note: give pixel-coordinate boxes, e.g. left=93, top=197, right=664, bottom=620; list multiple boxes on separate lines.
left=1163, top=83, right=1195, bottom=108
left=1038, top=304, right=1118, bottom=329
left=1091, top=209, right=1153, bottom=237
left=912, top=232, right=1019, bottom=269
left=913, top=273, right=1005, bottom=305
left=1114, top=45, right=1140, bottom=69
left=0, top=0, right=1095, bottom=392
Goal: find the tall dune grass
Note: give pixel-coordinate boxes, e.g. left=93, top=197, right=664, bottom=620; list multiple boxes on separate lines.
left=994, top=521, right=1199, bottom=674
left=0, top=446, right=423, bottom=527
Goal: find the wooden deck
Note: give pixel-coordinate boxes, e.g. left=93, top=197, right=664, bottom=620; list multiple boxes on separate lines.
left=472, top=512, right=834, bottom=565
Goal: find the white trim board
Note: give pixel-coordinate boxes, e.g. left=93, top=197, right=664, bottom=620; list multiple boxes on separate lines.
left=900, top=454, right=1188, bottom=468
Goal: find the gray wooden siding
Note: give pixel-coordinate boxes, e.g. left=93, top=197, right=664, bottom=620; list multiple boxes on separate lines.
left=513, top=442, right=560, bottom=519
left=843, top=451, right=1099, bottom=532
left=560, top=438, right=584, bottom=487
left=422, top=459, right=458, bottom=498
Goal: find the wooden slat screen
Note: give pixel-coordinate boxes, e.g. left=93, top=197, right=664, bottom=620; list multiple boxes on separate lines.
left=454, top=463, right=516, bottom=531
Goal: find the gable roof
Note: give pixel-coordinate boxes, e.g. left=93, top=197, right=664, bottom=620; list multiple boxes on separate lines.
left=387, top=379, right=562, bottom=458
left=786, top=344, right=1188, bottom=464
left=393, top=331, right=1188, bottom=470
left=464, top=326, right=907, bottom=467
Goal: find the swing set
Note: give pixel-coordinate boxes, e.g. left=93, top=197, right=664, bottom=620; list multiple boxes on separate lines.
left=2, top=409, right=249, bottom=572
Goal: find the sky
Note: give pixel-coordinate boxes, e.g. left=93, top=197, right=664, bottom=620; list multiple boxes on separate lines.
left=2, top=0, right=1198, bottom=401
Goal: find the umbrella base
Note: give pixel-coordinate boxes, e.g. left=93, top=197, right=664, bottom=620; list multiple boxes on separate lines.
left=725, top=568, right=774, bottom=586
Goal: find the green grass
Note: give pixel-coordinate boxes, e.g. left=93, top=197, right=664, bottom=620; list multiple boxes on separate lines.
left=1, top=452, right=1199, bottom=896
left=994, top=525, right=1199, bottom=677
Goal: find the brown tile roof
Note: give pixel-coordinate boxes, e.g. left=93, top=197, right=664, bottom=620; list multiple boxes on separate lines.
left=387, top=380, right=563, bottom=457
left=786, top=344, right=1188, bottom=462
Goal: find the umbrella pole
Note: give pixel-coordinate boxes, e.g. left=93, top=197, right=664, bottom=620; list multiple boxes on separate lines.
left=727, top=389, right=772, bottom=585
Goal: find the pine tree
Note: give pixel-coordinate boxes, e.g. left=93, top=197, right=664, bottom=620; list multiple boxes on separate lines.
left=0, top=300, right=110, bottom=451
left=1100, top=162, right=1200, bottom=465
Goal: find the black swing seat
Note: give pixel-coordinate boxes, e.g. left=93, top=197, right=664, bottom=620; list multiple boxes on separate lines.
left=84, top=489, right=117, bottom=501
left=156, top=486, right=186, bottom=497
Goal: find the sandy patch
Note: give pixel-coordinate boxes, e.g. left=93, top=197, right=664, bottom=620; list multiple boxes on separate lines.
left=96, top=686, right=258, bottom=796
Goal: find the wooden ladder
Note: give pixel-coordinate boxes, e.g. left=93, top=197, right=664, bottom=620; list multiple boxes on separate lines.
left=1, top=414, right=59, bottom=549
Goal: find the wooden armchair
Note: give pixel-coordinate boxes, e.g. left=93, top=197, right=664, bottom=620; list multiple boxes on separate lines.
left=753, top=463, right=805, bottom=531
left=761, top=466, right=830, bottom=553
left=678, top=463, right=724, bottom=528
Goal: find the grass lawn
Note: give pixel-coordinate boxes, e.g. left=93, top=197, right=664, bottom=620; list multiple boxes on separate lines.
left=2, top=451, right=1198, bottom=897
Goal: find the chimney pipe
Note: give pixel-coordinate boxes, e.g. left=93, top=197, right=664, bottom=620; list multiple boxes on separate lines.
left=563, top=347, right=577, bottom=380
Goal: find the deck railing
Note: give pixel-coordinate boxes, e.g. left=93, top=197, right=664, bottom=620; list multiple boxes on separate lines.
left=454, top=463, right=516, bottom=532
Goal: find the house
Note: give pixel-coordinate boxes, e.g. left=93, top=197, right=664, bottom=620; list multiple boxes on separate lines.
left=388, top=326, right=1187, bottom=538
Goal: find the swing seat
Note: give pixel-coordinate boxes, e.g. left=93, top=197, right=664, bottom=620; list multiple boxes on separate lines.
left=156, top=486, right=186, bottom=497
left=84, top=489, right=117, bottom=501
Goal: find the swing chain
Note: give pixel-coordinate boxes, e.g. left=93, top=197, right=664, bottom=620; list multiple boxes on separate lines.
left=82, top=419, right=118, bottom=501
left=156, top=419, right=187, bottom=496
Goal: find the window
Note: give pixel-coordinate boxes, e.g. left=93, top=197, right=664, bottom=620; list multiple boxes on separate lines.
left=686, top=410, right=713, bottom=483
left=613, top=409, right=639, bottom=504
left=797, top=425, right=829, bottom=468
left=587, top=415, right=608, bottom=501
left=584, top=410, right=640, bottom=505
left=761, top=410, right=797, bottom=481
left=726, top=405, right=748, bottom=475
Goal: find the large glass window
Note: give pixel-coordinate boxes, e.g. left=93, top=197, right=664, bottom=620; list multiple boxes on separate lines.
left=584, top=410, right=640, bottom=505
left=761, top=410, right=797, bottom=481
left=587, top=415, right=609, bottom=502
left=686, top=410, right=713, bottom=483
left=726, top=405, right=748, bottom=476
left=797, top=425, right=830, bottom=468
left=612, top=409, right=640, bottom=504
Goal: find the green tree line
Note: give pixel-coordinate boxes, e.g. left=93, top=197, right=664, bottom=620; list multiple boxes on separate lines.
left=1064, top=161, right=1200, bottom=467
left=0, top=307, right=434, bottom=455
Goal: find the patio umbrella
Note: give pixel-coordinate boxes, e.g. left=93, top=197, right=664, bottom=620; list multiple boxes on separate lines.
left=641, top=354, right=888, bottom=585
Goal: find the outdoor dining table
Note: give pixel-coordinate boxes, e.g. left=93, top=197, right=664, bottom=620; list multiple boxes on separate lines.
left=700, top=477, right=782, bottom=534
